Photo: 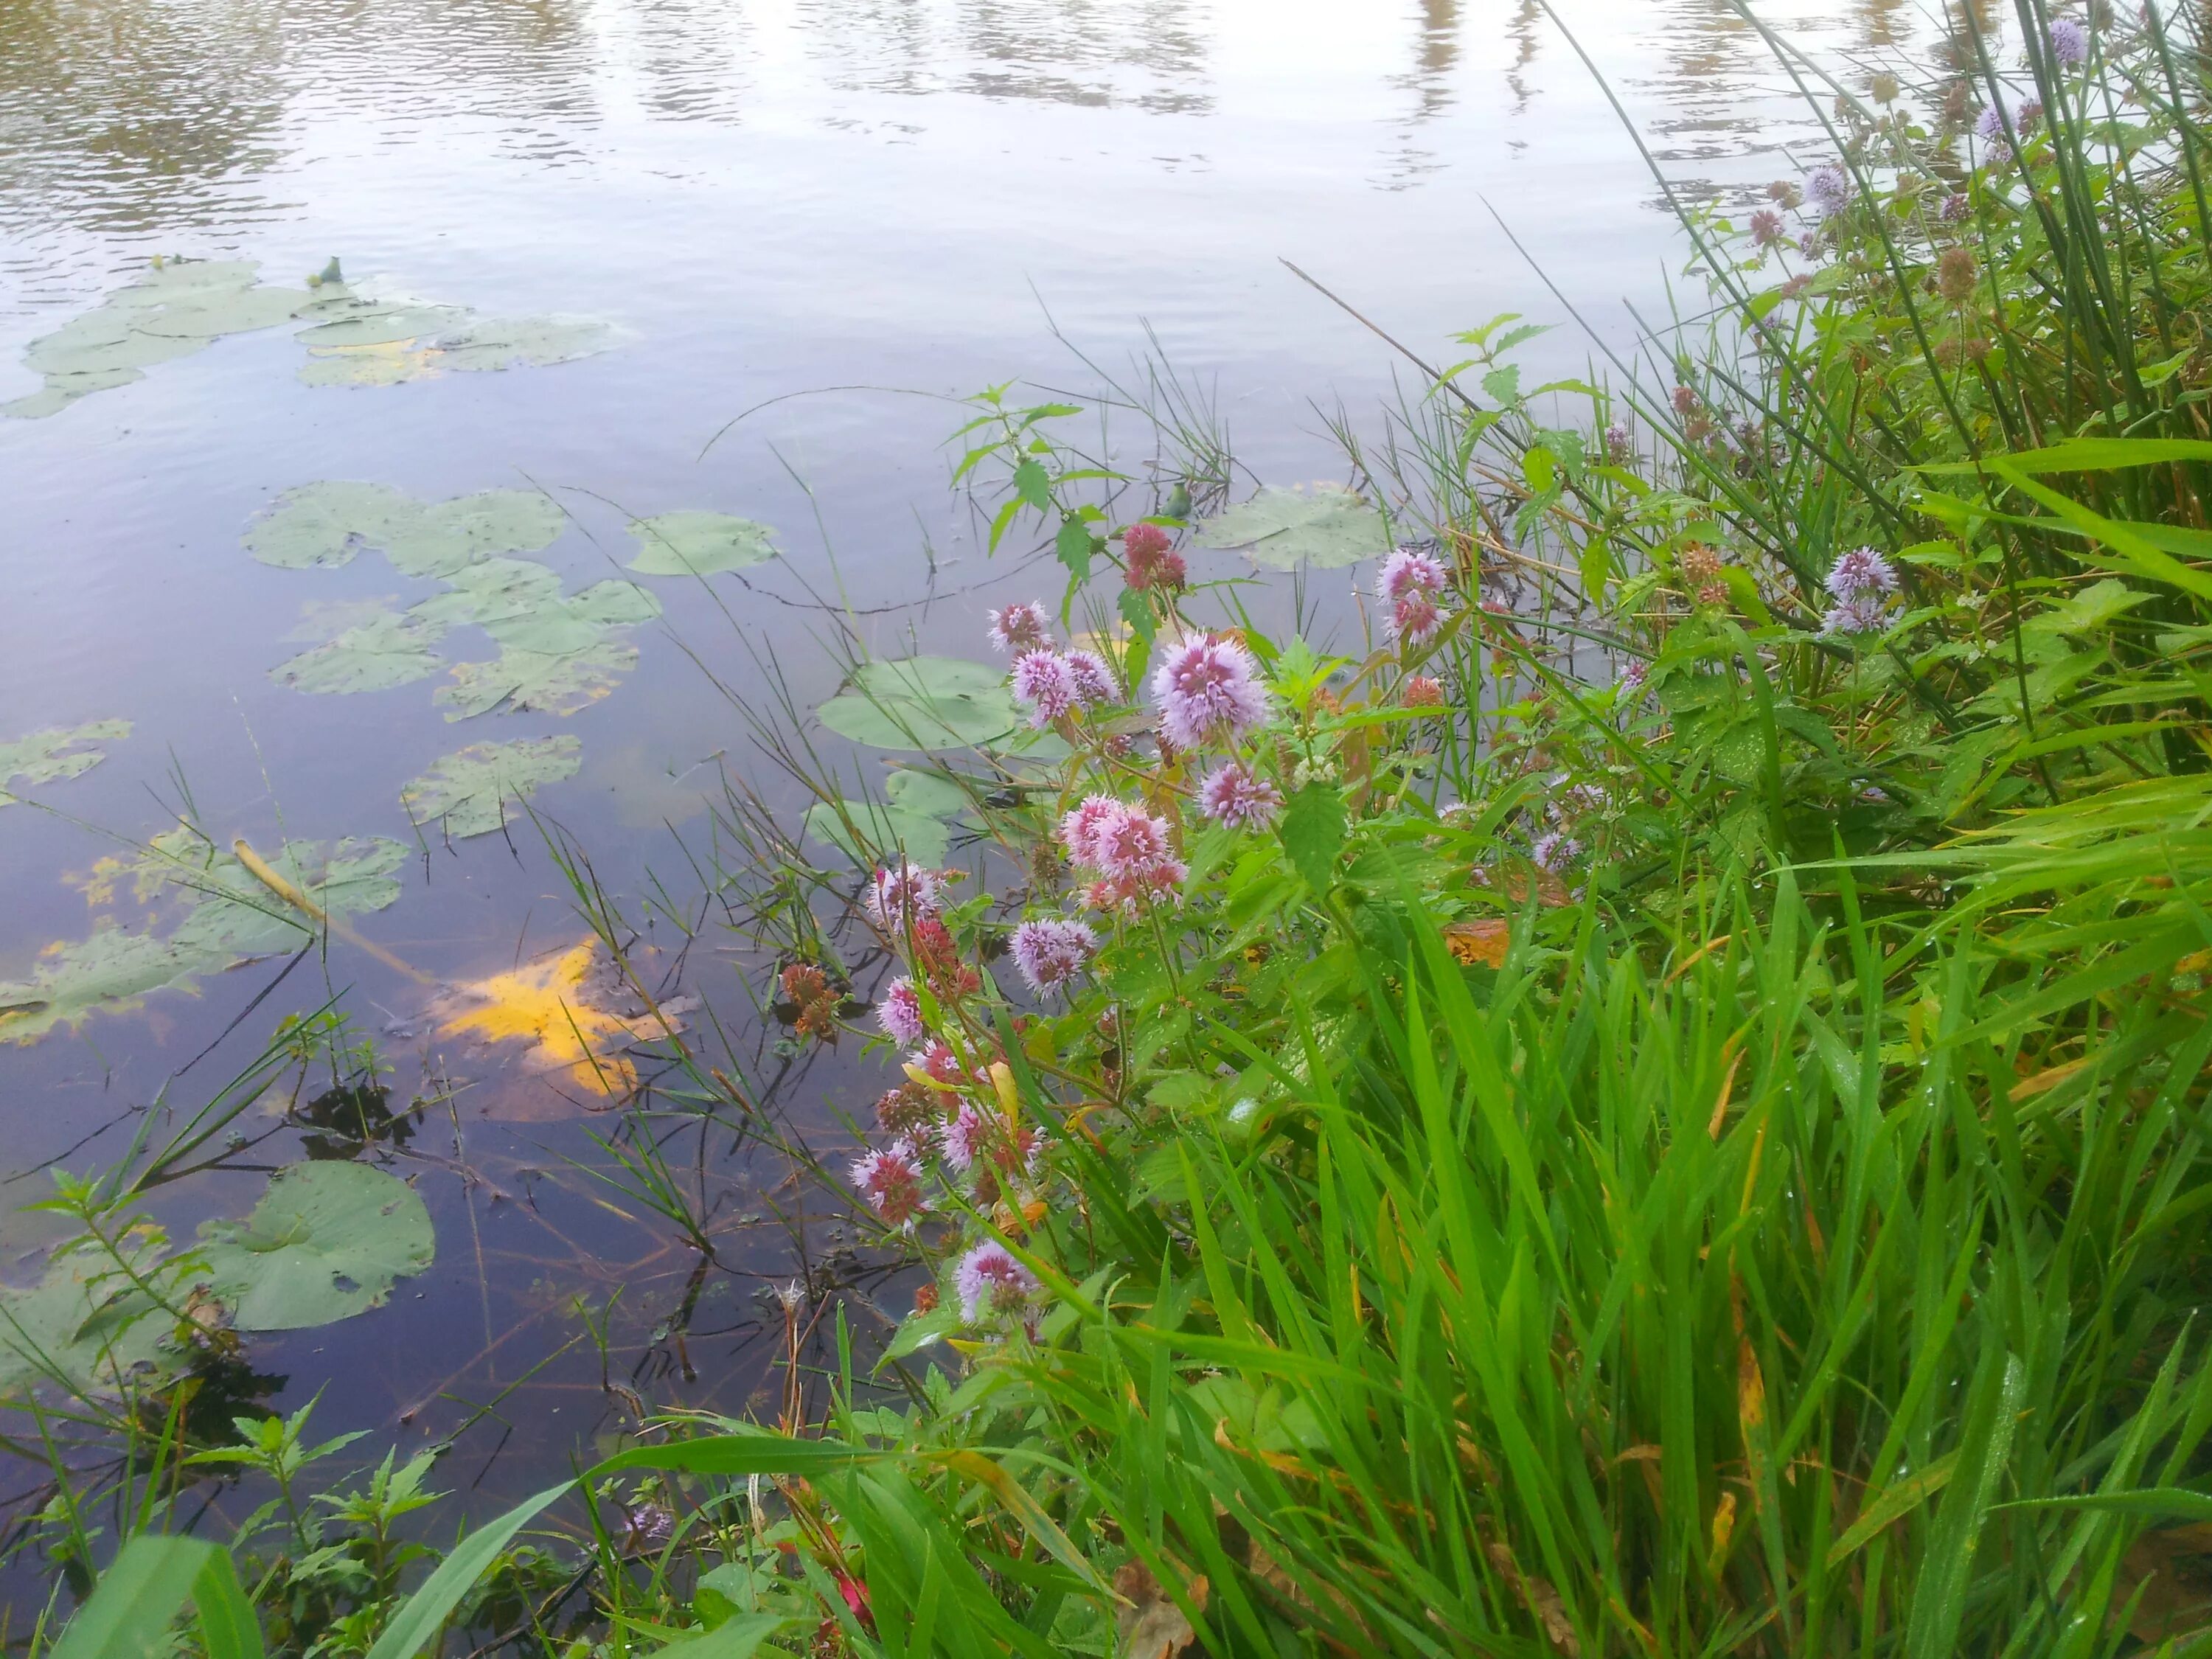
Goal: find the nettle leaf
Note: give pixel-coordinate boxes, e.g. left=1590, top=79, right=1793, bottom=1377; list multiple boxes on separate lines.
left=627, top=512, right=779, bottom=576
left=0, top=835, right=406, bottom=1045
left=269, top=611, right=450, bottom=695
left=198, top=1163, right=434, bottom=1331
left=0, top=720, right=130, bottom=804
left=401, top=736, right=583, bottom=838
left=1192, top=486, right=1393, bottom=571
left=1279, top=783, right=1347, bottom=892
left=816, top=658, right=1023, bottom=751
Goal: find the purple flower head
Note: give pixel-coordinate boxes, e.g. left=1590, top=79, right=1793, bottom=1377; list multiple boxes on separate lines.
left=1604, top=423, right=1633, bottom=462
left=866, top=862, right=942, bottom=930
left=911, top=1038, right=965, bottom=1085
left=1976, top=104, right=2008, bottom=142
left=1150, top=633, right=1270, bottom=751
left=1798, top=230, right=1823, bottom=260
left=1820, top=594, right=1892, bottom=638
left=877, top=976, right=928, bottom=1046
left=987, top=601, right=1052, bottom=655
left=1063, top=649, right=1116, bottom=707
left=1094, top=804, right=1174, bottom=881
left=1619, top=659, right=1649, bottom=694
left=1751, top=208, right=1786, bottom=247
left=1199, top=761, right=1284, bottom=831
left=2018, top=98, right=2044, bottom=129
left=1940, top=191, right=1971, bottom=222
left=1825, top=546, right=1899, bottom=602
left=942, top=1102, right=990, bottom=1172
left=1059, top=796, right=1121, bottom=866
left=955, top=1242, right=1040, bottom=1323
left=2048, top=17, right=2088, bottom=64
left=851, top=1140, right=928, bottom=1227
left=1011, top=649, right=1078, bottom=727
left=1380, top=546, right=1449, bottom=603
left=1391, top=589, right=1447, bottom=650
left=1806, top=164, right=1851, bottom=214
left=1009, top=917, right=1099, bottom=995
left=1531, top=831, right=1582, bottom=874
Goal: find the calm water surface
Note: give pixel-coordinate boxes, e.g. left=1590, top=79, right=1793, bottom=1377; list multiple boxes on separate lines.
left=0, top=0, right=1955, bottom=1510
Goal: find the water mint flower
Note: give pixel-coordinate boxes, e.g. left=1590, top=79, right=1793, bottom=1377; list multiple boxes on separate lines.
left=1150, top=633, right=1269, bottom=750
left=956, top=1242, right=1039, bottom=1321
left=987, top=601, right=1051, bottom=654
left=1380, top=546, right=1448, bottom=602
left=851, top=1140, right=928, bottom=1227
left=1199, top=761, right=1284, bottom=830
left=1824, top=546, right=1899, bottom=602
left=1806, top=164, right=1851, bottom=213
left=1009, top=918, right=1098, bottom=995
left=2048, top=17, right=2087, bottom=64
left=866, top=862, right=942, bottom=929
left=1011, top=649, right=1078, bottom=726
left=877, top=976, right=927, bottom=1046
left=1064, top=649, right=1116, bottom=706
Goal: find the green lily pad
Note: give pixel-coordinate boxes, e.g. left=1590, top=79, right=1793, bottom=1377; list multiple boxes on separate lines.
left=0, top=835, right=407, bottom=1045
left=886, top=768, right=974, bottom=818
left=804, top=800, right=951, bottom=867
left=436, top=641, right=640, bottom=720
left=284, top=598, right=403, bottom=642
left=406, top=557, right=567, bottom=632
left=198, top=1163, right=434, bottom=1332
left=816, top=657, right=1023, bottom=751
left=2, top=369, right=144, bottom=419
left=296, top=344, right=439, bottom=388
left=401, top=736, right=584, bottom=838
left=433, top=316, right=616, bottom=372
left=1192, top=484, right=1393, bottom=570
left=270, top=611, right=450, bottom=694
left=382, top=490, right=565, bottom=579
left=109, top=260, right=262, bottom=307
left=295, top=304, right=469, bottom=347
left=132, top=286, right=311, bottom=339
left=245, top=481, right=420, bottom=570
left=627, top=512, right=779, bottom=577
left=0, top=1237, right=183, bottom=1398
left=0, top=719, right=130, bottom=804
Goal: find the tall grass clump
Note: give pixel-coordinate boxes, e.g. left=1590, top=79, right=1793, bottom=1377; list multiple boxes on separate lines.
left=31, top=1, right=2212, bottom=1656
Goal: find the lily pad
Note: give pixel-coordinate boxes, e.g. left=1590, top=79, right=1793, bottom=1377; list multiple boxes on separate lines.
left=0, top=835, right=407, bottom=1045
left=382, top=491, right=565, bottom=579
left=245, top=481, right=419, bottom=570
left=198, top=1163, right=434, bottom=1331
left=0, top=1237, right=182, bottom=1397
left=1191, top=484, right=1393, bottom=570
left=269, top=611, right=449, bottom=694
left=401, top=736, right=584, bottom=838
left=0, top=719, right=130, bottom=804
left=408, top=557, right=567, bottom=632
left=132, top=286, right=313, bottom=339
left=297, top=344, right=439, bottom=388
left=804, top=800, right=952, bottom=868
left=437, top=642, right=640, bottom=720
left=432, top=316, right=616, bottom=372
left=816, top=657, right=1023, bottom=751
left=294, top=305, right=469, bottom=348
left=627, top=512, right=779, bottom=577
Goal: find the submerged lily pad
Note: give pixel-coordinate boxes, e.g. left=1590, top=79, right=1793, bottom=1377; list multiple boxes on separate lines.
left=437, top=642, right=640, bottom=720
left=401, top=736, right=583, bottom=838
left=0, top=719, right=130, bottom=805
left=294, top=305, right=470, bottom=348
left=0, top=834, right=408, bottom=1045
left=627, top=512, right=779, bottom=577
left=269, top=611, right=449, bottom=694
left=816, top=658, right=1023, bottom=751
left=432, top=316, right=616, bottom=372
left=1192, top=484, right=1392, bottom=570
left=198, top=1162, right=434, bottom=1332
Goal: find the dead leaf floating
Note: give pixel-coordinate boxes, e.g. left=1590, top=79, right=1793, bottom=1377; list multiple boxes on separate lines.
left=431, top=940, right=681, bottom=1099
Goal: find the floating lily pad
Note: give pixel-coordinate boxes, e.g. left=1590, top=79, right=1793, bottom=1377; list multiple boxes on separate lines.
left=245, top=481, right=419, bottom=570
left=132, top=286, right=312, bottom=340
left=284, top=598, right=403, bottom=642
left=816, top=657, right=1023, bottom=751
left=0, top=1237, right=181, bottom=1397
left=627, top=512, right=779, bottom=577
left=805, top=800, right=951, bottom=867
left=0, top=835, right=407, bottom=1045
left=297, top=344, right=439, bottom=388
left=1192, top=484, right=1393, bottom=570
left=198, top=1163, right=434, bottom=1332
left=401, top=736, right=583, bottom=838
left=382, top=491, right=565, bottom=579
left=0, top=719, right=130, bottom=804
left=407, top=557, right=566, bottom=631
left=437, top=641, right=640, bottom=720
left=1, top=369, right=144, bottom=419
left=433, top=316, right=616, bottom=372
left=294, top=305, right=469, bottom=348
left=269, top=611, right=449, bottom=694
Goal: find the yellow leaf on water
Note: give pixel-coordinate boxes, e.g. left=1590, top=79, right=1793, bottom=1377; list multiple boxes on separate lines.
left=432, top=940, right=667, bottom=1097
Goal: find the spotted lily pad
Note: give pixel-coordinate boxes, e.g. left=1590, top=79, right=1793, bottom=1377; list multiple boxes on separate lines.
left=0, top=720, right=130, bottom=805
left=1192, top=484, right=1393, bottom=570
left=437, top=642, right=641, bottom=720
left=816, top=657, right=1023, bottom=751
left=627, top=512, right=779, bottom=577
left=0, top=1237, right=184, bottom=1397
left=197, top=1163, right=434, bottom=1332
left=270, top=611, right=450, bottom=694
left=245, top=481, right=420, bottom=569
left=0, top=834, right=408, bottom=1045
left=401, top=736, right=584, bottom=838
left=383, top=492, right=566, bottom=579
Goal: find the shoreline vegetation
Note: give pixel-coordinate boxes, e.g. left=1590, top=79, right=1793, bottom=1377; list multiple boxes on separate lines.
left=19, top=0, right=2212, bottom=1652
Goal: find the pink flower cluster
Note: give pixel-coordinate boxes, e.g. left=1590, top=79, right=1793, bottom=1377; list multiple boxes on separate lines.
left=1380, top=547, right=1453, bottom=650
left=1060, top=795, right=1187, bottom=911
left=1122, top=522, right=1187, bottom=591
left=955, top=1242, right=1039, bottom=1322
left=943, top=1102, right=1040, bottom=1177
left=987, top=600, right=1052, bottom=654
left=1010, top=647, right=1116, bottom=726
left=1821, top=546, right=1899, bottom=638
left=1009, top=917, right=1099, bottom=995
left=1198, top=760, right=1282, bottom=831
left=877, top=976, right=927, bottom=1045
left=850, top=1139, right=928, bottom=1228
left=1149, top=633, right=1270, bottom=751
left=866, top=862, right=942, bottom=931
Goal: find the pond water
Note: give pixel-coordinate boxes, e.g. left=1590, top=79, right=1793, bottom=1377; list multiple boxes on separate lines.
left=0, top=0, right=1964, bottom=1518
